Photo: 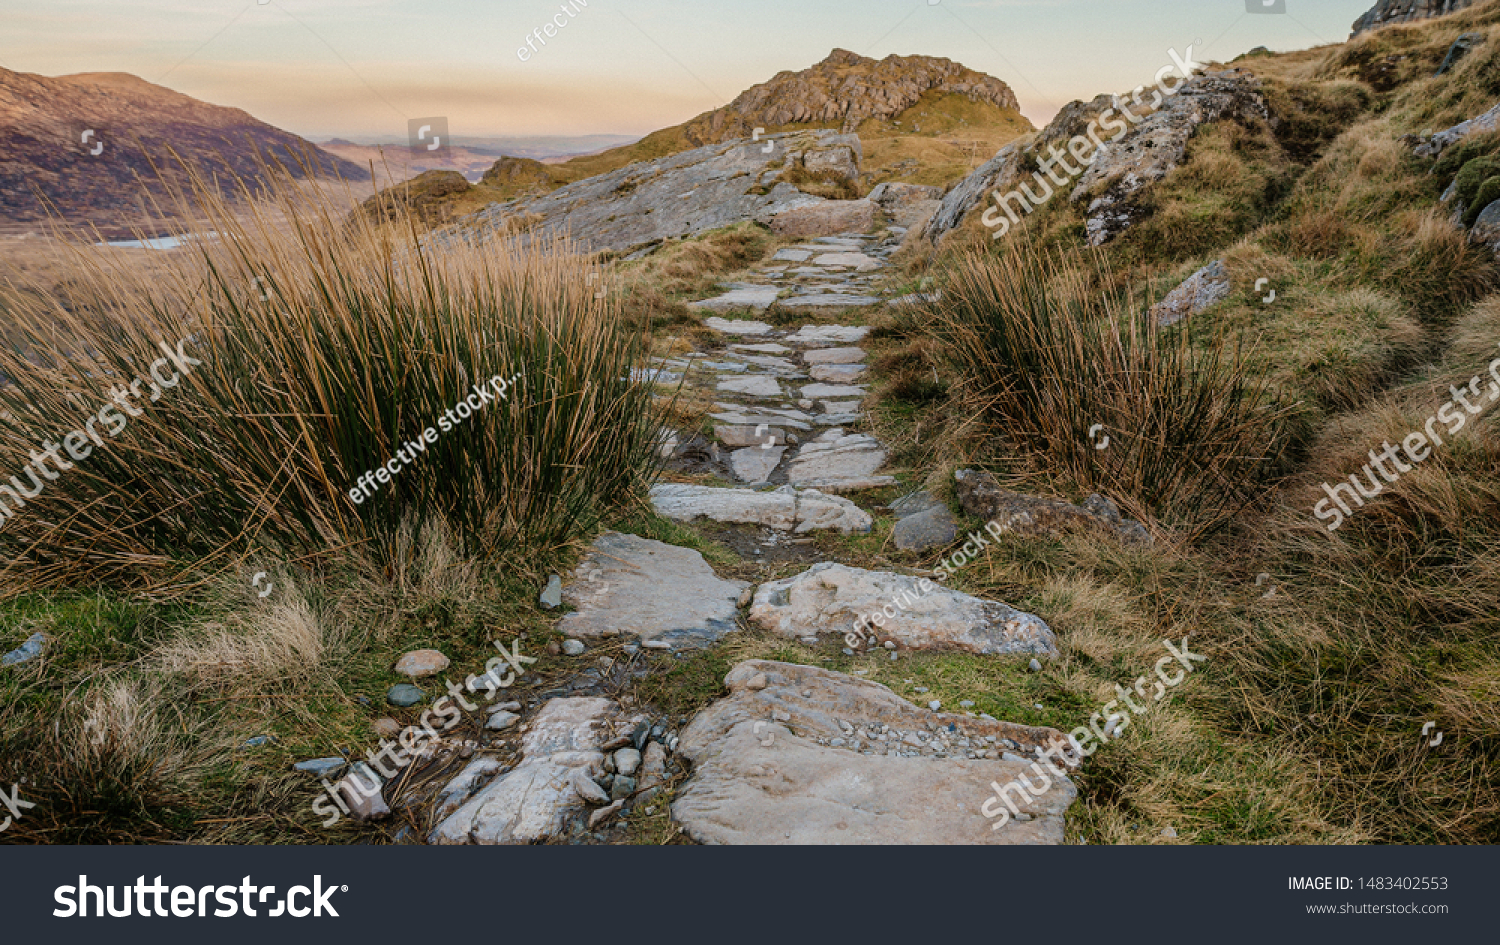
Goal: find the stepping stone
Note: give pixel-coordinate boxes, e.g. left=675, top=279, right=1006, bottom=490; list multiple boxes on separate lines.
left=736, top=354, right=800, bottom=373
left=787, top=428, right=888, bottom=491
left=810, top=363, right=866, bottom=383
left=431, top=698, right=647, bottom=844
left=716, top=404, right=813, bottom=422
left=690, top=287, right=781, bottom=313
left=811, top=252, right=882, bottom=271
left=820, top=400, right=862, bottom=414
left=717, top=424, right=786, bottom=448
left=730, top=445, right=786, bottom=484
left=800, top=383, right=866, bottom=399
left=803, top=346, right=866, bottom=364
left=786, top=325, right=870, bottom=345
left=694, top=359, right=747, bottom=372
left=778, top=294, right=883, bottom=309
left=557, top=532, right=749, bottom=647
left=672, top=660, right=1076, bottom=845
left=818, top=414, right=863, bottom=428
left=750, top=563, right=1059, bottom=656
left=629, top=368, right=682, bottom=385
left=772, top=248, right=814, bottom=262
left=704, top=316, right=775, bottom=335
left=730, top=343, right=791, bottom=354
left=893, top=506, right=959, bottom=552
left=712, top=411, right=812, bottom=431
left=649, top=483, right=872, bottom=534
left=718, top=375, right=782, bottom=398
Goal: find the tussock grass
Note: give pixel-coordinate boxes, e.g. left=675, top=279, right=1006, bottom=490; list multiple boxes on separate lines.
left=0, top=163, right=660, bottom=590
left=934, top=245, right=1298, bottom=534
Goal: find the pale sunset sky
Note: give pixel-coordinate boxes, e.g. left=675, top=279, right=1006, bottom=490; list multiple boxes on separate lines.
left=2, top=0, right=1377, bottom=139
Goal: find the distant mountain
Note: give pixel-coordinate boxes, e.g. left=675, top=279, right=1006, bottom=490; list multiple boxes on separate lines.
left=1351, top=0, right=1480, bottom=35
left=0, top=69, right=369, bottom=236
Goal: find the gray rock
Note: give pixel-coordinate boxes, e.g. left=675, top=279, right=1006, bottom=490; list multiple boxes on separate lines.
left=649, top=483, right=872, bottom=533
left=294, top=757, right=347, bottom=777
left=464, top=131, right=860, bottom=255
left=672, top=660, right=1076, bottom=844
left=777, top=294, right=883, bottom=309
left=718, top=375, right=783, bottom=398
left=704, top=316, right=775, bottom=336
left=1435, top=32, right=1484, bottom=76
left=772, top=248, right=814, bottom=262
left=809, top=363, right=867, bottom=383
left=1073, top=72, right=1268, bottom=245
left=1470, top=200, right=1500, bottom=257
left=955, top=469, right=1152, bottom=545
left=802, top=346, right=866, bottom=365
left=730, top=445, right=786, bottom=484
left=614, top=747, right=642, bottom=777
left=768, top=199, right=877, bottom=238
left=539, top=575, right=563, bottom=610
left=1353, top=0, right=1481, bottom=37
left=387, top=684, right=426, bottom=707
left=588, top=798, right=626, bottom=829
left=785, top=325, right=870, bottom=345
left=750, top=562, right=1059, bottom=657
left=610, top=775, right=638, bottom=800
left=1149, top=259, right=1231, bottom=327
left=718, top=424, right=785, bottom=448
left=432, top=757, right=505, bottom=822
left=690, top=287, right=782, bottom=313
left=1029, top=658, right=1043, bottom=672
left=786, top=428, right=889, bottom=491
left=338, top=762, right=390, bottom=822
left=1416, top=100, right=1500, bottom=158
left=892, top=505, right=958, bottom=552
left=799, top=383, right=866, bottom=399
left=557, top=532, right=750, bottom=647
left=0, top=632, right=45, bottom=667
left=432, top=697, right=645, bottom=842
left=486, top=710, right=521, bottom=731
left=810, top=251, right=883, bottom=271
left=395, top=648, right=450, bottom=678
left=562, top=638, right=586, bottom=656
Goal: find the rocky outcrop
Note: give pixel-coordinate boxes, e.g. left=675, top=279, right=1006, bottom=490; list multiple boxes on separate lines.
left=680, top=49, right=1020, bottom=143
left=1150, top=259, right=1231, bottom=327
left=359, top=170, right=470, bottom=224
left=868, top=181, right=943, bottom=228
left=1070, top=71, right=1268, bottom=245
left=1351, top=0, right=1479, bottom=36
left=557, top=532, right=749, bottom=648
left=766, top=198, right=876, bottom=237
left=430, top=697, right=644, bottom=844
left=1469, top=199, right=1500, bottom=257
left=955, top=469, right=1152, bottom=545
left=750, top=562, right=1059, bottom=656
left=465, top=130, right=862, bottom=255
left=1415, top=100, right=1500, bottom=158
left=672, top=660, right=1076, bottom=844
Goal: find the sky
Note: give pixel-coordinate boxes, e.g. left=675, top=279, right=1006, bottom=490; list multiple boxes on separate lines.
left=2, top=0, right=1378, bottom=141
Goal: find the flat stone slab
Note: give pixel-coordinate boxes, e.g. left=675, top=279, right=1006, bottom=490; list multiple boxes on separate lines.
left=811, top=252, right=883, bottom=271
left=730, top=445, right=786, bottom=484
left=672, top=660, right=1075, bottom=845
left=711, top=411, right=812, bottom=431
left=772, top=248, right=814, bottom=262
left=431, top=698, right=645, bottom=844
left=718, top=424, right=786, bottom=448
left=893, top=505, right=959, bottom=552
left=718, top=375, right=783, bottom=398
left=809, top=363, right=867, bottom=383
left=803, top=346, right=866, bottom=364
left=788, top=429, right=888, bottom=490
left=1149, top=259, right=1230, bottom=328
left=786, top=325, right=870, bottom=345
left=735, top=354, right=800, bottom=373
left=556, top=532, right=749, bottom=647
left=777, top=294, right=883, bottom=309
left=749, top=562, right=1059, bottom=657
left=730, top=343, right=791, bottom=354
left=649, top=483, right=871, bottom=534
left=689, top=286, right=782, bottom=313
left=800, top=383, right=866, bottom=399
left=704, top=317, right=775, bottom=335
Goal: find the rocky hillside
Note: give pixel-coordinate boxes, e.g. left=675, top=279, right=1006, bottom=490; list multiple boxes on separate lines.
left=1352, top=0, right=1480, bottom=35
left=473, top=50, right=1032, bottom=203
left=0, top=69, right=368, bottom=236
left=678, top=48, right=1020, bottom=143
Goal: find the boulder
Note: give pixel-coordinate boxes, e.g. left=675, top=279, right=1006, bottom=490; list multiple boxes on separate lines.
left=1352, top=0, right=1480, bottom=36
left=465, top=130, right=861, bottom=255
left=1414, top=99, right=1500, bottom=158
left=672, top=660, right=1075, bottom=844
left=749, top=562, right=1059, bottom=656
left=766, top=198, right=876, bottom=237
left=1071, top=71, right=1268, bottom=245
left=557, top=532, right=749, bottom=648
left=430, top=697, right=644, bottom=844
left=649, top=483, right=872, bottom=534
left=1470, top=199, right=1500, bottom=257
left=892, top=495, right=958, bottom=552
left=954, top=469, right=1151, bottom=544
left=1149, top=259, right=1231, bottom=327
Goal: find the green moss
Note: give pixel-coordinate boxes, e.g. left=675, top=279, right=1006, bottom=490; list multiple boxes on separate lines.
left=1462, top=172, right=1500, bottom=226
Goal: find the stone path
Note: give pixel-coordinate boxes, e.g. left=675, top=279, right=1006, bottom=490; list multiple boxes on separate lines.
left=416, top=221, right=1081, bottom=846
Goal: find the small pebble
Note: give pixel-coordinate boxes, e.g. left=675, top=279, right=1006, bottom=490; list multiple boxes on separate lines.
left=927, top=700, right=941, bottom=711
left=1161, top=826, right=1178, bottom=839
left=889, top=651, right=898, bottom=661
left=562, top=639, right=586, bottom=656
left=959, top=700, right=974, bottom=708
left=293, top=757, right=346, bottom=777
left=485, top=711, right=520, bottom=731
left=883, top=641, right=896, bottom=650
left=540, top=574, right=563, bottom=609
left=614, top=747, right=642, bottom=776
left=841, top=647, right=854, bottom=656
left=243, top=735, right=275, bottom=748
left=1029, top=658, right=1042, bottom=672
left=371, top=719, right=402, bottom=739
left=386, top=683, right=425, bottom=707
